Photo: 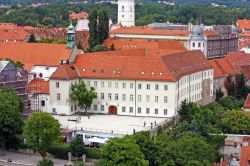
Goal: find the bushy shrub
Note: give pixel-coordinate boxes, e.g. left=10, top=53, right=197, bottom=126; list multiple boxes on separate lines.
left=47, top=143, right=70, bottom=160
left=37, top=158, right=54, bottom=166
left=85, top=147, right=101, bottom=159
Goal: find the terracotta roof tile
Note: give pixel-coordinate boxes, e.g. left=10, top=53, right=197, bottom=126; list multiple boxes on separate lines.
left=0, top=23, right=17, bottom=29
left=27, top=78, right=49, bottom=94
left=0, top=29, right=29, bottom=42
left=110, top=26, right=190, bottom=36
left=0, top=43, right=72, bottom=71
left=240, top=146, right=250, bottom=166
left=237, top=19, right=250, bottom=29
left=50, top=63, right=79, bottom=80
left=104, top=38, right=187, bottom=51
left=203, top=30, right=220, bottom=36
left=244, top=94, right=250, bottom=109
left=208, top=58, right=238, bottom=78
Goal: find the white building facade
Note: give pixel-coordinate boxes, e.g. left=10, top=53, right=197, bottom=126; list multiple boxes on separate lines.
left=117, top=0, right=135, bottom=27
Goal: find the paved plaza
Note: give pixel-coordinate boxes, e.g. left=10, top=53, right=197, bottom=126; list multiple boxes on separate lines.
left=53, top=114, right=169, bottom=135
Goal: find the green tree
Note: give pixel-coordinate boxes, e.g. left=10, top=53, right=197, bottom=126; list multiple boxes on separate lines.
left=215, top=88, right=224, bottom=101
left=178, top=101, right=200, bottom=123
left=236, top=74, right=248, bottom=99
left=37, top=158, right=54, bottom=166
left=24, top=112, right=60, bottom=158
left=101, top=137, right=148, bottom=166
left=76, top=41, right=83, bottom=49
left=70, top=135, right=85, bottom=159
left=97, top=10, right=109, bottom=44
left=28, top=34, right=37, bottom=43
left=221, top=110, right=250, bottom=134
left=88, top=9, right=98, bottom=49
left=0, top=89, right=23, bottom=148
left=70, top=81, right=97, bottom=114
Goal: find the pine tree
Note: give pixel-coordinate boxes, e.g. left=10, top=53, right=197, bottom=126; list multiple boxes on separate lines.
left=97, top=10, right=109, bottom=44
left=28, top=34, right=37, bottom=43
left=236, top=74, right=248, bottom=99
left=215, top=88, right=224, bottom=101
left=88, top=9, right=98, bottom=49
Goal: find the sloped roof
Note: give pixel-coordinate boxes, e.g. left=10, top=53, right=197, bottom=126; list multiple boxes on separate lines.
left=50, top=63, right=79, bottom=80
left=0, top=23, right=17, bottom=29
left=0, top=43, right=72, bottom=71
left=237, top=19, right=250, bottom=29
left=240, top=146, right=250, bottom=166
left=226, top=52, right=250, bottom=67
left=203, top=30, right=220, bottom=36
left=208, top=58, right=238, bottom=78
left=0, top=29, right=29, bottom=41
left=0, top=61, right=10, bottom=72
left=110, top=26, right=190, bottom=36
left=104, top=38, right=187, bottom=51
left=27, top=78, right=49, bottom=94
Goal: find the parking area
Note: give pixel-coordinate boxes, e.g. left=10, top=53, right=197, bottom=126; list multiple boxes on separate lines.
left=53, top=114, right=168, bottom=135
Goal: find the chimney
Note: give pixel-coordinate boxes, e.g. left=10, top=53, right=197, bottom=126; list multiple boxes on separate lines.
left=66, top=59, right=69, bottom=64
left=60, top=60, right=64, bottom=65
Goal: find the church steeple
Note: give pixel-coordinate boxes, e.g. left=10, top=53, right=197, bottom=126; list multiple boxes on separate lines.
left=66, top=21, right=75, bottom=49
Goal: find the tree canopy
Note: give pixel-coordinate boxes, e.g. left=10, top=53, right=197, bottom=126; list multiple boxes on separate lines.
left=70, top=135, right=85, bottom=158
left=24, top=112, right=60, bottom=157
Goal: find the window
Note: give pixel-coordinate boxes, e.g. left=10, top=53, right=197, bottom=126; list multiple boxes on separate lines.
left=193, top=42, right=195, bottom=47
left=101, top=105, right=105, bottom=111
left=57, top=93, right=60, bottom=100
left=115, top=82, right=118, bottom=88
left=130, top=5, right=132, bottom=11
left=87, top=81, right=90, bottom=86
left=137, top=107, right=141, bottom=114
left=41, top=100, right=45, bottom=106
left=101, top=82, right=104, bottom=87
left=146, top=108, right=150, bottom=114
left=146, top=95, right=150, bottom=102
left=94, top=105, right=97, bottom=111
left=122, top=94, right=126, bottom=101
left=138, top=84, right=142, bottom=89
left=138, top=95, right=141, bottom=102
left=115, top=94, right=118, bottom=100
left=71, top=105, right=73, bottom=112
left=94, top=81, right=97, bottom=87
left=164, top=96, right=168, bottom=103
left=164, top=85, right=168, bottom=90
left=122, top=5, right=124, bottom=11
left=146, top=84, right=150, bottom=90
left=130, top=94, right=133, bottom=101
left=75, top=105, right=77, bottom=111
left=130, top=83, right=133, bottom=89
left=122, top=106, right=126, bottom=112
left=155, top=109, right=158, bottom=114
left=155, top=84, right=159, bottom=90
left=101, top=93, right=104, bottom=100
left=108, top=93, right=111, bottom=100
left=198, top=43, right=201, bottom=47
left=122, top=83, right=126, bottom=88
left=129, top=107, right=133, bottom=113
left=108, top=82, right=111, bottom=88
left=155, top=96, right=158, bottom=102
left=56, top=82, right=59, bottom=88
left=164, top=109, right=168, bottom=115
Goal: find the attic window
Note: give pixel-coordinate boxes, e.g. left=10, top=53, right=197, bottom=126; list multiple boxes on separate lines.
left=113, top=70, right=116, bottom=74
left=160, top=72, right=163, bottom=75
left=117, top=71, right=121, bottom=74
left=101, top=69, right=104, bottom=73
left=141, top=72, right=144, bottom=75
left=83, top=69, right=86, bottom=72
left=152, top=72, right=155, bottom=75
left=71, top=66, right=75, bottom=70
left=93, top=69, right=96, bottom=73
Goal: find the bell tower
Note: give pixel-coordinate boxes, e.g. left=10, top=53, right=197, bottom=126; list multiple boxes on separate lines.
left=117, top=0, right=135, bottom=27
left=66, top=22, right=75, bottom=49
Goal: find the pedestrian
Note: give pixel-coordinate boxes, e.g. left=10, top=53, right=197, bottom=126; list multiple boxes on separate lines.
left=144, top=121, right=146, bottom=127
left=154, top=121, right=156, bottom=126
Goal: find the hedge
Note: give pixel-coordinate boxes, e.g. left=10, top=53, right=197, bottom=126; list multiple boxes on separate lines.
left=47, top=143, right=101, bottom=160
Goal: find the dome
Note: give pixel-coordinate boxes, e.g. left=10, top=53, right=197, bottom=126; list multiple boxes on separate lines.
left=231, top=24, right=238, bottom=33
left=67, top=23, right=75, bottom=34
left=192, top=25, right=203, bottom=36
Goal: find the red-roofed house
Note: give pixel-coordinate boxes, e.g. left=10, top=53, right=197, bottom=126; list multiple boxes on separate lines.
left=49, top=50, right=214, bottom=116
left=0, top=29, right=29, bottom=42
left=28, top=78, right=50, bottom=112
left=237, top=19, right=250, bottom=50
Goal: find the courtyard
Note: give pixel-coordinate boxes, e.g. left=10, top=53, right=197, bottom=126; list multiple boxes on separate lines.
left=53, top=114, right=169, bottom=135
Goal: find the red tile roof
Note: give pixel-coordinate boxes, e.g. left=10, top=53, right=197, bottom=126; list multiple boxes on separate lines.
left=240, top=146, right=250, bottom=166
left=203, top=30, right=220, bottom=36
left=51, top=49, right=211, bottom=82
left=237, top=19, right=250, bottom=30
left=69, top=11, right=88, bottom=20
left=244, top=94, right=250, bottom=109
left=110, top=26, right=190, bottom=36
left=104, top=38, right=187, bottom=51
left=50, top=63, right=79, bottom=80
left=0, top=23, right=17, bottom=29
left=0, top=43, right=72, bottom=71
left=226, top=52, right=250, bottom=67
left=0, top=29, right=29, bottom=42
left=208, top=58, right=238, bottom=78
left=27, top=78, right=49, bottom=94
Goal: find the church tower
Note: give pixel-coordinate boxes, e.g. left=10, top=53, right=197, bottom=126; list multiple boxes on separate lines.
left=117, top=0, right=135, bottom=27
left=66, top=22, right=75, bottom=49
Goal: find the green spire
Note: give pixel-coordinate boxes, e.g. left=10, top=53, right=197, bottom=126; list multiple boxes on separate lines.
left=67, top=21, right=75, bottom=49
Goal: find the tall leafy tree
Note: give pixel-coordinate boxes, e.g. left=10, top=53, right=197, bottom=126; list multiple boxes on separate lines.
left=28, top=34, right=37, bottom=43
left=97, top=10, right=109, bottom=44
left=215, top=88, right=224, bottom=101
left=101, top=137, right=149, bottom=166
left=236, top=74, right=248, bottom=99
left=70, top=81, right=97, bottom=114
left=88, top=9, right=98, bottom=49
left=0, top=89, right=23, bottom=148
left=24, top=112, right=60, bottom=158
